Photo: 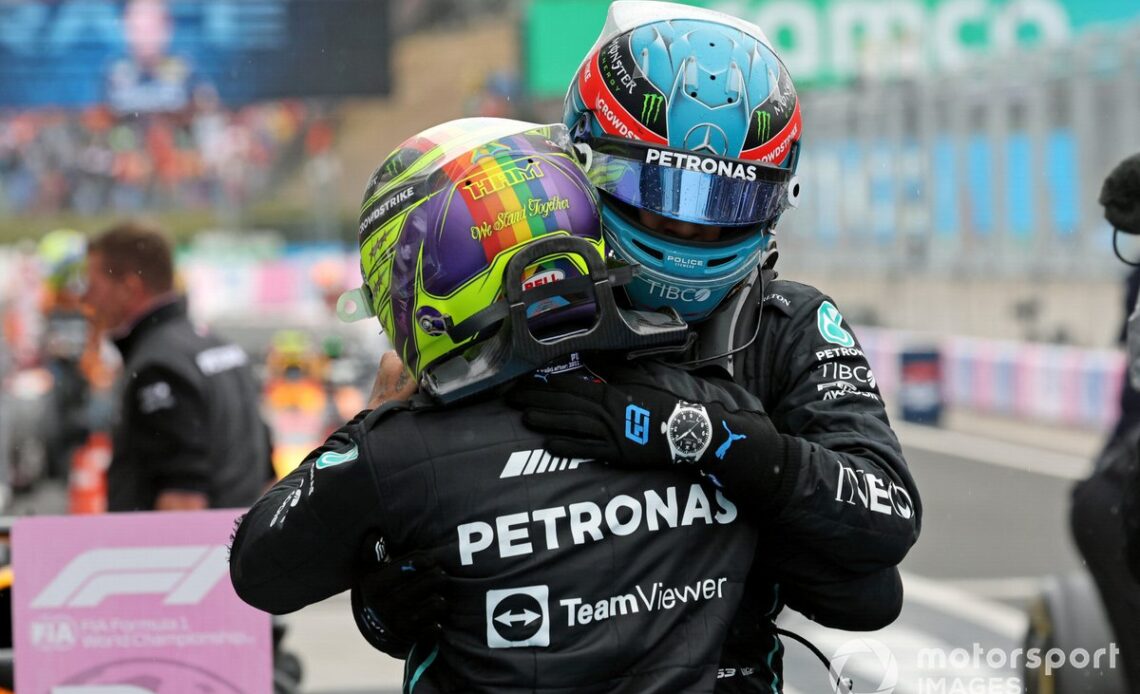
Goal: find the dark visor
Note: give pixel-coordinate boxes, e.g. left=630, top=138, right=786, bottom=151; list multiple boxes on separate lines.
left=584, top=135, right=794, bottom=228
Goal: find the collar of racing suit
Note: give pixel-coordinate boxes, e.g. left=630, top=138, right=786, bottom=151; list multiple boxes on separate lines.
left=673, top=266, right=771, bottom=380
left=110, top=296, right=188, bottom=361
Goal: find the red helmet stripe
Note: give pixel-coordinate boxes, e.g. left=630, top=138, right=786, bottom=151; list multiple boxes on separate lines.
left=582, top=48, right=668, bottom=145
left=743, top=100, right=801, bottom=166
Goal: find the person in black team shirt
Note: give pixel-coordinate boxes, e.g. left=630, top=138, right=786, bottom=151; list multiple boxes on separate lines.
left=352, top=4, right=922, bottom=692
left=1072, top=151, right=1140, bottom=693
left=230, top=118, right=783, bottom=692
left=83, top=220, right=271, bottom=512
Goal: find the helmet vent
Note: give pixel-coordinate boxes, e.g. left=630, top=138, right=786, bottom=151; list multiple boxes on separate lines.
left=727, top=62, right=744, bottom=102
left=707, top=255, right=736, bottom=268
left=631, top=238, right=664, bottom=260
left=683, top=56, right=698, bottom=93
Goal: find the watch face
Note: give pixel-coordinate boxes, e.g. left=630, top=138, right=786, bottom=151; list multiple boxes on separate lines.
left=668, top=408, right=712, bottom=456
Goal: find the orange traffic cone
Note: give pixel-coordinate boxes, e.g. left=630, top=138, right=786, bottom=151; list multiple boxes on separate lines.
left=69, top=432, right=111, bottom=514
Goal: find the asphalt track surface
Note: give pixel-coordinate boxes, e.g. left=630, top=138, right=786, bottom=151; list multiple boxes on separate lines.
left=779, top=422, right=1093, bottom=694
left=291, top=421, right=1105, bottom=694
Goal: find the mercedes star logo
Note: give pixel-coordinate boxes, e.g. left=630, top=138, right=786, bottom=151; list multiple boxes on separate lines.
left=682, top=123, right=729, bottom=155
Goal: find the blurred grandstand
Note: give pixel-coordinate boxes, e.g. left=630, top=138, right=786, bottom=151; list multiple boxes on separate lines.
left=0, top=102, right=326, bottom=216
left=0, top=0, right=512, bottom=223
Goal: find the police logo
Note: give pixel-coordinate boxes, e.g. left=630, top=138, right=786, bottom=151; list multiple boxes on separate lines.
left=682, top=124, right=729, bottom=156
left=487, top=586, right=549, bottom=648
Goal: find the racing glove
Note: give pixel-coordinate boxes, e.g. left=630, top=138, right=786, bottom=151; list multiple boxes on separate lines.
left=505, top=365, right=796, bottom=511
left=351, top=532, right=447, bottom=659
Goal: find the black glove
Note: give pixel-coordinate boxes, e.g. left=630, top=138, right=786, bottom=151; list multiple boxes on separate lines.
left=351, top=532, right=447, bottom=659
left=505, top=364, right=794, bottom=508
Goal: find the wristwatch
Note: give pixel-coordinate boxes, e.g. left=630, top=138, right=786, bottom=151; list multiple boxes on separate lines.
left=661, top=400, right=713, bottom=463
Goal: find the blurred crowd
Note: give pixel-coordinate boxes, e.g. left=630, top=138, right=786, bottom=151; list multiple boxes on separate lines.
left=0, top=101, right=332, bottom=215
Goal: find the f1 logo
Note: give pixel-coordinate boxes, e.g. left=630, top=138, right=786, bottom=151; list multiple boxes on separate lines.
left=624, top=404, right=650, bottom=445
left=53, top=683, right=152, bottom=688
left=50, top=683, right=151, bottom=688
left=32, top=546, right=228, bottom=609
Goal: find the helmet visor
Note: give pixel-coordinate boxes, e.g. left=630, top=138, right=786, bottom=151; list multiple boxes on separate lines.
left=584, top=135, right=793, bottom=228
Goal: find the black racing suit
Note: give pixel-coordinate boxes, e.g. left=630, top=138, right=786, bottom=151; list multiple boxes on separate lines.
left=107, top=298, right=271, bottom=511
left=1073, top=266, right=1140, bottom=693
left=705, top=276, right=921, bottom=692
left=348, top=276, right=922, bottom=693
left=230, top=366, right=765, bottom=693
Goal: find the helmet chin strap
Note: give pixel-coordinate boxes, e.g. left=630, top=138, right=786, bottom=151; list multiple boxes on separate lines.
left=620, top=259, right=776, bottom=371
left=1114, top=227, right=1140, bottom=267
left=422, top=235, right=691, bottom=404
left=676, top=265, right=772, bottom=375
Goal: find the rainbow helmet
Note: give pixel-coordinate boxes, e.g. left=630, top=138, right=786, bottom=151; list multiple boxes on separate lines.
left=339, top=118, right=686, bottom=401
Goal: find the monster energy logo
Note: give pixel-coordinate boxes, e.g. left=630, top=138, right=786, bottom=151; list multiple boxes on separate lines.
left=756, top=111, right=772, bottom=141
left=641, top=93, right=664, bottom=123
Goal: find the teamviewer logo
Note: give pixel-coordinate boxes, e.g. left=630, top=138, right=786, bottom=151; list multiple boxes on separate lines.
left=624, top=404, right=650, bottom=445
left=486, top=586, right=549, bottom=649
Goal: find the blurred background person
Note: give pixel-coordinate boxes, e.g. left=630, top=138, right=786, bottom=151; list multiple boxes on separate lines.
left=1071, top=152, right=1140, bottom=693
left=262, top=328, right=335, bottom=479
left=35, top=229, right=96, bottom=485
left=82, top=220, right=272, bottom=512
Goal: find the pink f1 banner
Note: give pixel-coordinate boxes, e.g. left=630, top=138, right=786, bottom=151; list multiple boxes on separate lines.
left=12, top=510, right=271, bottom=693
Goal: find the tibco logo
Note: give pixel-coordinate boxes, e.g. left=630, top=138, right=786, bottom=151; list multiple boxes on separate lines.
left=818, top=362, right=876, bottom=388
left=32, top=546, right=229, bottom=609
left=645, top=280, right=711, bottom=303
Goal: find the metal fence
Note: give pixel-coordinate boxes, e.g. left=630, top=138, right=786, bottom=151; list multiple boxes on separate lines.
left=780, top=25, right=1140, bottom=279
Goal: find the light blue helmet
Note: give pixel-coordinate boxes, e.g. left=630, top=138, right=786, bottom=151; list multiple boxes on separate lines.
left=564, top=1, right=802, bottom=321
